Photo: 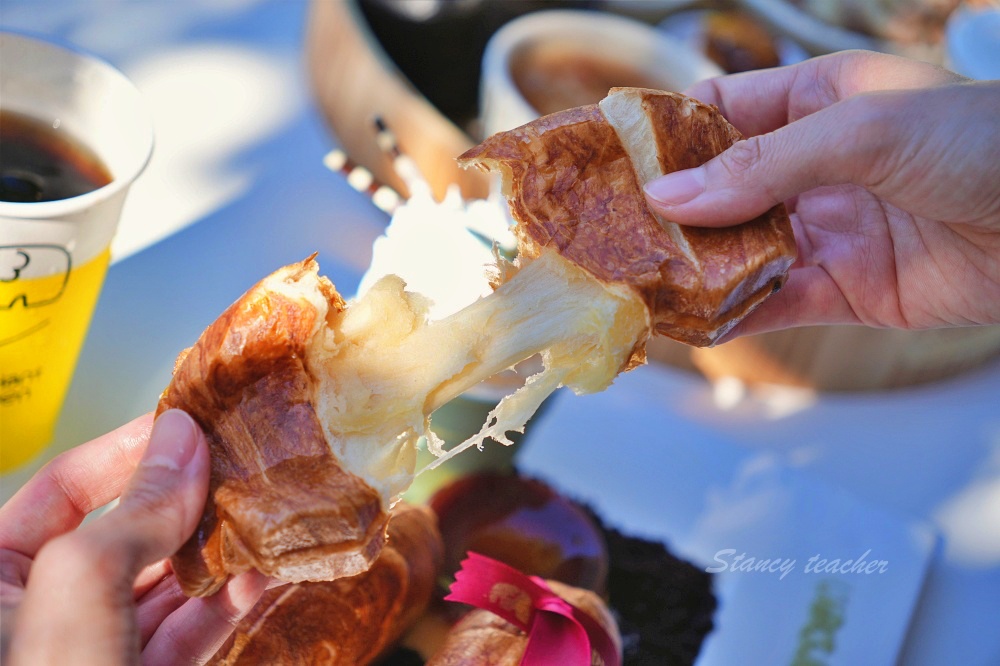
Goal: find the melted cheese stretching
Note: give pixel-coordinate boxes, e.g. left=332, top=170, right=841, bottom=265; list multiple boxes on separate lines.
left=306, top=249, right=649, bottom=505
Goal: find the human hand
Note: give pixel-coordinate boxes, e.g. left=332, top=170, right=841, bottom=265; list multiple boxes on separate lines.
left=0, top=411, right=268, bottom=665
left=643, top=50, right=1000, bottom=339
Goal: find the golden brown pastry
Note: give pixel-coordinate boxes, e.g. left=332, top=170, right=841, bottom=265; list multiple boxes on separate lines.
left=460, top=87, right=796, bottom=347
left=162, top=247, right=646, bottom=596
left=162, top=87, right=792, bottom=598
left=425, top=580, right=622, bottom=666
left=209, top=503, right=443, bottom=665
left=159, top=260, right=390, bottom=596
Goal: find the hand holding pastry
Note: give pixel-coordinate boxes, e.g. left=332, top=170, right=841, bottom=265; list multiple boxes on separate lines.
left=0, top=412, right=267, bottom=666
left=645, top=50, right=1000, bottom=338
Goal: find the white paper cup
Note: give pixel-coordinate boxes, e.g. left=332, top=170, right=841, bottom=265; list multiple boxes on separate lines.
left=0, top=31, right=153, bottom=472
left=480, top=9, right=724, bottom=136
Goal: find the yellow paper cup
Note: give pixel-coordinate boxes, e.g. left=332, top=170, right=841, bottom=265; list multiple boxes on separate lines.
left=0, top=32, right=153, bottom=472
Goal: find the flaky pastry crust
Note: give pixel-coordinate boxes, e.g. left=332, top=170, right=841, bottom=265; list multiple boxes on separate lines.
left=459, top=88, right=796, bottom=346
left=158, top=258, right=387, bottom=597
left=210, top=503, right=443, bottom=665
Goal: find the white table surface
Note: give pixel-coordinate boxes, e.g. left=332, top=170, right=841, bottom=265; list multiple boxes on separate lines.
left=2, top=2, right=999, bottom=665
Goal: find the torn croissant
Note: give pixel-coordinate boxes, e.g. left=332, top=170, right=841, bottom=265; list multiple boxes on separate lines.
left=463, top=86, right=796, bottom=347
left=160, top=87, right=794, bottom=597
left=209, top=503, right=443, bottom=665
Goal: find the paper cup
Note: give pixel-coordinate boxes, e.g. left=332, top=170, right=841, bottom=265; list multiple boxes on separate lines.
left=0, top=32, right=153, bottom=472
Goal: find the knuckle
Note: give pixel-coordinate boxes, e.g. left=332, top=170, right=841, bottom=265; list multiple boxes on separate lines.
left=717, top=137, right=765, bottom=181
left=1, top=550, right=31, bottom=590
left=121, top=484, right=187, bottom=544
left=837, top=49, right=883, bottom=71
left=40, top=453, right=91, bottom=513
left=155, top=621, right=196, bottom=656
left=836, top=94, right=905, bottom=189
left=714, top=136, right=788, bottom=206
left=123, top=479, right=175, bottom=518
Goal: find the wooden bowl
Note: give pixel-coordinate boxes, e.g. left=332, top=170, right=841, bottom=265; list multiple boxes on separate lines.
left=305, top=0, right=489, bottom=201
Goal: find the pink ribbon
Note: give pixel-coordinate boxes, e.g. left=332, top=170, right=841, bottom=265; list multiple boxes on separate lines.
left=444, top=552, right=620, bottom=666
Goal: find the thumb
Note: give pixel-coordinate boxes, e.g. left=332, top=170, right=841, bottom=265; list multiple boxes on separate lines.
left=643, top=93, right=892, bottom=226
left=11, top=410, right=209, bottom=666
left=96, top=408, right=210, bottom=569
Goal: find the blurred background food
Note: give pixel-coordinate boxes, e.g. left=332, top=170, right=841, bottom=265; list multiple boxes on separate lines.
left=786, top=0, right=960, bottom=47
left=306, top=0, right=1000, bottom=392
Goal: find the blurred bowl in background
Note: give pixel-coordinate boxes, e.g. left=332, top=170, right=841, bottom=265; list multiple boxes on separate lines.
left=479, top=9, right=723, bottom=136
left=658, top=8, right=811, bottom=73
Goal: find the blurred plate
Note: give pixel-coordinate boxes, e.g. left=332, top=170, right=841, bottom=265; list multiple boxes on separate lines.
left=515, top=366, right=937, bottom=665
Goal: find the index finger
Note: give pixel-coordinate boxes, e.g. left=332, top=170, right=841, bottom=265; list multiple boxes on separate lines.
left=684, top=50, right=964, bottom=138
left=684, top=62, right=802, bottom=138
left=0, top=413, right=153, bottom=556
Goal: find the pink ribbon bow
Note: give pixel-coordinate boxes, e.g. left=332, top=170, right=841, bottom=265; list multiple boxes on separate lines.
left=444, top=552, right=620, bottom=666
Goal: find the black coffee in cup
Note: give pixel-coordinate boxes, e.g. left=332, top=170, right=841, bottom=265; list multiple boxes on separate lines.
left=0, top=109, right=112, bottom=203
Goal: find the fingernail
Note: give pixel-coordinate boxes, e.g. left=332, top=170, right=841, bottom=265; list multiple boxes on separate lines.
left=143, top=410, right=198, bottom=471
left=644, top=169, right=705, bottom=206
